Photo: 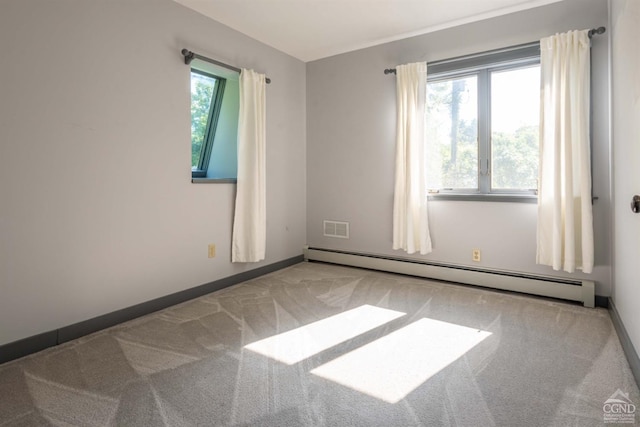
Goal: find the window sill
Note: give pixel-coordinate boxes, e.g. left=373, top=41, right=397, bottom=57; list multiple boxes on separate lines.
left=192, top=178, right=237, bottom=184
left=428, top=193, right=537, bottom=203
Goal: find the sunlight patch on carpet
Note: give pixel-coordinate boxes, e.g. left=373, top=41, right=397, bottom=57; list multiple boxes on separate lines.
left=310, top=318, right=492, bottom=403
left=244, top=305, right=405, bottom=365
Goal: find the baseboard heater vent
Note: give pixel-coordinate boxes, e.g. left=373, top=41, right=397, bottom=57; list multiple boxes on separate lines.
left=304, top=247, right=595, bottom=308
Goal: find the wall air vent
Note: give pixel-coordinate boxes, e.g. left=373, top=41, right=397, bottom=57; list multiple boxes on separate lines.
left=323, top=220, right=349, bottom=239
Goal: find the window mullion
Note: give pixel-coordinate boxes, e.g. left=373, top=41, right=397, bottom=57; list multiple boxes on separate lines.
left=477, top=69, right=490, bottom=194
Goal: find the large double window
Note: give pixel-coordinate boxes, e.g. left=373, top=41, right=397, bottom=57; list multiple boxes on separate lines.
left=425, top=44, right=540, bottom=199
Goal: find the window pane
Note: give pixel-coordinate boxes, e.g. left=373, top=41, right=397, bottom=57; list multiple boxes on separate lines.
left=490, top=66, right=540, bottom=190
left=426, top=75, right=478, bottom=190
left=190, top=72, right=217, bottom=170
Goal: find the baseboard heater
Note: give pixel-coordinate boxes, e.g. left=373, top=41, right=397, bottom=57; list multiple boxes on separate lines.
left=304, top=247, right=595, bottom=308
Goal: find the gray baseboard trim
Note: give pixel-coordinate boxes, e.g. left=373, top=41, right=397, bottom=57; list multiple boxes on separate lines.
left=609, top=298, right=640, bottom=386
left=0, top=255, right=304, bottom=365
left=0, top=331, right=58, bottom=366
left=595, top=295, right=609, bottom=308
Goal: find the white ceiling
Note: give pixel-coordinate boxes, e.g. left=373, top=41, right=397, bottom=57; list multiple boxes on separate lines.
left=174, top=0, right=563, bottom=62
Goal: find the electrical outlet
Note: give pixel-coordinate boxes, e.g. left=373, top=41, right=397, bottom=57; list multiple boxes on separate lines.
left=208, top=244, right=216, bottom=258
left=472, top=249, right=481, bottom=262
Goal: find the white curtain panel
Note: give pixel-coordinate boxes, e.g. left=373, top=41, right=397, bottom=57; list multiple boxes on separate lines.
left=232, top=69, right=266, bottom=263
left=537, top=30, right=594, bottom=274
left=392, top=62, right=433, bottom=255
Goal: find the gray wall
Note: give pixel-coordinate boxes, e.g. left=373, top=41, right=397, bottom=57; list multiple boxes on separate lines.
left=0, top=0, right=306, bottom=346
left=307, top=0, right=611, bottom=294
left=611, top=0, right=640, bottom=357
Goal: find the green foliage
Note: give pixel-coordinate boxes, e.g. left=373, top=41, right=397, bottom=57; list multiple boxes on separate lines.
left=491, top=125, right=539, bottom=190
left=430, top=122, right=539, bottom=190
left=426, top=78, right=478, bottom=189
left=191, top=74, right=215, bottom=169
left=440, top=117, right=478, bottom=188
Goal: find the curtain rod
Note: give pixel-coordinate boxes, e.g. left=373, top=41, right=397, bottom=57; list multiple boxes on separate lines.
left=587, top=26, right=606, bottom=38
left=181, top=49, right=271, bottom=84
left=383, top=26, right=607, bottom=75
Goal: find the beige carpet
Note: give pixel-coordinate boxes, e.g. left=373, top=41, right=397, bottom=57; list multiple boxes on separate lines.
left=0, top=262, right=638, bottom=426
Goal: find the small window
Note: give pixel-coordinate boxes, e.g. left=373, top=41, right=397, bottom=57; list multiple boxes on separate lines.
left=189, top=63, right=240, bottom=181
left=191, top=70, right=226, bottom=178
left=425, top=44, right=540, bottom=199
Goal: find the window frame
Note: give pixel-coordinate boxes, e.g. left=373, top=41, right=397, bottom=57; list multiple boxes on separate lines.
left=426, top=43, right=541, bottom=202
left=191, top=69, right=227, bottom=179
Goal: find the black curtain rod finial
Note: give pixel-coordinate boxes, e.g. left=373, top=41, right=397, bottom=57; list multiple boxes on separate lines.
left=384, top=68, right=396, bottom=75
left=588, top=26, right=606, bottom=38
left=181, top=49, right=195, bottom=65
